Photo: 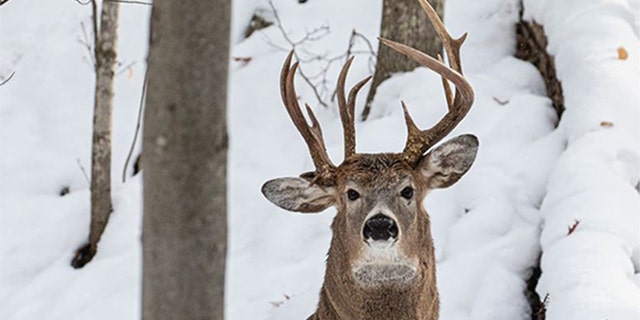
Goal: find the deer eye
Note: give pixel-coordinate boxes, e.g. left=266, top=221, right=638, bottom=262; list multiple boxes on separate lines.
left=346, top=189, right=360, bottom=201
left=400, top=187, right=414, bottom=199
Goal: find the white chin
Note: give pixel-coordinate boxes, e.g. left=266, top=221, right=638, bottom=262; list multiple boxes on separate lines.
left=352, top=263, right=418, bottom=288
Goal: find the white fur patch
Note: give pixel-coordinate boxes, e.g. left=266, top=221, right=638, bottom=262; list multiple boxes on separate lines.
left=352, top=235, right=419, bottom=288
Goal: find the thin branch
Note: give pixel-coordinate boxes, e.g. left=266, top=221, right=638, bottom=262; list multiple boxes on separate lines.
left=78, top=21, right=96, bottom=68
left=122, top=67, right=147, bottom=183
left=264, top=0, right=375, bottom=109
left=567, top=219, right=581, bottom=235
left=0, top=0, right=11, bottom=6
left=116, top=61, right=137, bottom=75
left=76, top=158, right=91, bottom=185
left=267, top=0, right=295, bottom=47
left=0, top=71, right=15, bottom=87
left=292, top=24, right=330, bottom=45
left=91, top=0, right=99, bottom=64
left=267, top=0, right=328, bottom=107
left=351, top=30, right=377, bottom=72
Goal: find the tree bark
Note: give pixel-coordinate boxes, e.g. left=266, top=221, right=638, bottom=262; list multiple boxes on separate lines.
left=72, top=0, right=119, bottom=269
left=362, top=0, right=444, bottom=120
left=142, top=0, right=229, bottom=319
left=515, top=8, right=564, bottom=119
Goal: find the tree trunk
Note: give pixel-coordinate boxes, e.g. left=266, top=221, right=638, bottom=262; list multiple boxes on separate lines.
left=142, top=0, right=229, bottom=319
left=72, top=0, right=119, bottom=269
left=361, top=0, right=444, bottom=120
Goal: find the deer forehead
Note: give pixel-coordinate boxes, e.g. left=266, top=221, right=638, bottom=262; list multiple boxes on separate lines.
left=336, top=153, right=416, bottom=190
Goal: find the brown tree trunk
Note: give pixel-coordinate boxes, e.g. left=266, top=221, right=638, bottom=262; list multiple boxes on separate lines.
left=362, top=0, right=444, bottom=120
left=72, top=0, right=119, bottom=269
left=142, top=0, right=229, bottom=319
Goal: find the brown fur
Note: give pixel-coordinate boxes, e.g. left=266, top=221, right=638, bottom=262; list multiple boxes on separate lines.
left=309, top=153, right=439, bottom=320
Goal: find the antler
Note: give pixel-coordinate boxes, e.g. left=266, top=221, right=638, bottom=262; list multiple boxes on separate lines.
left=380, top=0, right=474, bottom=165
left=336, top=57, right=372, bottom=159
left=280, top=51, right=336, bottom=185
left=280, top=51, right=372, bottom=181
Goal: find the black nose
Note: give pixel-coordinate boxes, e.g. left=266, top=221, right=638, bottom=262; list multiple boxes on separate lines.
left=363, top=214, right=398, bottom=241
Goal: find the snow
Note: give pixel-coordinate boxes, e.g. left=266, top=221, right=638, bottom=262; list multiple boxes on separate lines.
left=522, top=0, right=640, bottom=318
left=0, top=0, right=638, bottom=320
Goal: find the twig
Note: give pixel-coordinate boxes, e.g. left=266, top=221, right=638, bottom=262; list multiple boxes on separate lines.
left=493, top=97, right=509, bottom=105
left=267, top=0, right=329, bottom=107
left=567, top=219, right=580, bottom=235
left=91, top=0, right=99, bottom=63
left=0, top=71, right=15, bottom=87
left=0, top=0, right=11, bottom=6
left=78, top=21, right=96, bottom=68
left=265, top=1, right=375, bottom=109
left=350, top=30, right=377, bottom=71
left=77, top=158, right=91, bottom=185
left=535, top=293, right=549, bottom=320
left=293, top=24, right=330, bottom=45
left=122, top=67, right=147, bottom=183
left=116, top=61, right=137, bottom=75
left=259, top=33, right=289, bottom=52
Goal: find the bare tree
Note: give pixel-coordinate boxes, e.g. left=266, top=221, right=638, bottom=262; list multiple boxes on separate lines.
left=142, top=0, right=229, bottom=319
left=361, top=0, right=444, bottom=120
left=72, top=0, right=120, bottom=269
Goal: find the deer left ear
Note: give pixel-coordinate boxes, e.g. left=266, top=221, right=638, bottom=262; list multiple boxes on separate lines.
left=418, top=134, right=478, bottom=189
left=261, top=177, right=336, bottom=213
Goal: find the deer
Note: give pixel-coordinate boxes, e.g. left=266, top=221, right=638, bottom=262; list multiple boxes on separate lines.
left=261, top=0, right=477, bottom=319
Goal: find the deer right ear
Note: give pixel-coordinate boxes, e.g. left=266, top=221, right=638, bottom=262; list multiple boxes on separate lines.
left=418, top=134, right=479, bottom=189
left=261, top=177, right=336, bottom=213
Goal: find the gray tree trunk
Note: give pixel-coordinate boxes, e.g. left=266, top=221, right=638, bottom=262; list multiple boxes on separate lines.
left=362, top=0, right=444, bottom=120
left=72, top=0, right=119, bottom=269
left=142, top=0, right=229, bottom=319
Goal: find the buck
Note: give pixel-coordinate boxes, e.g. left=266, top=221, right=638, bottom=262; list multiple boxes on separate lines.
left=262, top=1, right=477, bottom=319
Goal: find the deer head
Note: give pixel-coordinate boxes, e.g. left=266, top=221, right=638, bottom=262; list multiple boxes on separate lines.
left=262, top=0, right=477, bottom=318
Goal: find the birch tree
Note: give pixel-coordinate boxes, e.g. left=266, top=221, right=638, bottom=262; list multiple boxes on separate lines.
left=142, top=0, right=230, bottom=318
left=72, top=0, right=120, bottom=269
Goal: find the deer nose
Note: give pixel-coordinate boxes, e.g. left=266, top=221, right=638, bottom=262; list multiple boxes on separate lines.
left=363, top=214, right=398, bottom=241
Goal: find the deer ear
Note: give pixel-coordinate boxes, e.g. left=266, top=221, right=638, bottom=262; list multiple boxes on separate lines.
left=418, top=134, right=478, bottom=189
left=261, top=177, right=335, bottom=213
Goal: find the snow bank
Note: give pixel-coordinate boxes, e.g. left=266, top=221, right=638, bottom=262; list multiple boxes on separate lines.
left=523, top=0, right=640, bottom=319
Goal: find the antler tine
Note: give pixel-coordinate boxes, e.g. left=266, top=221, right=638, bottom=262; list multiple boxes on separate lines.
left=417, top=0, right=466, bottom=73
left=337, top=57, right=372, bottom=158
left=437, top=54, right=454, bottom=111
left=379, top=0, right=474, bottom=165
left=336, top=57, right=356, bottom=158
left=280, top=50, right=336, bottom=184
left=348, top=76, right=372, bottom=117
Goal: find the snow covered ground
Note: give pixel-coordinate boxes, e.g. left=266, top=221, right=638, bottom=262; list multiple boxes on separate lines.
left=0, top=0, right=638, bottom=319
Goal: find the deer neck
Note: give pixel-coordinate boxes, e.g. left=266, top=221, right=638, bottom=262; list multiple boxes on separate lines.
left=313, top=217, right=439, bottom=320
